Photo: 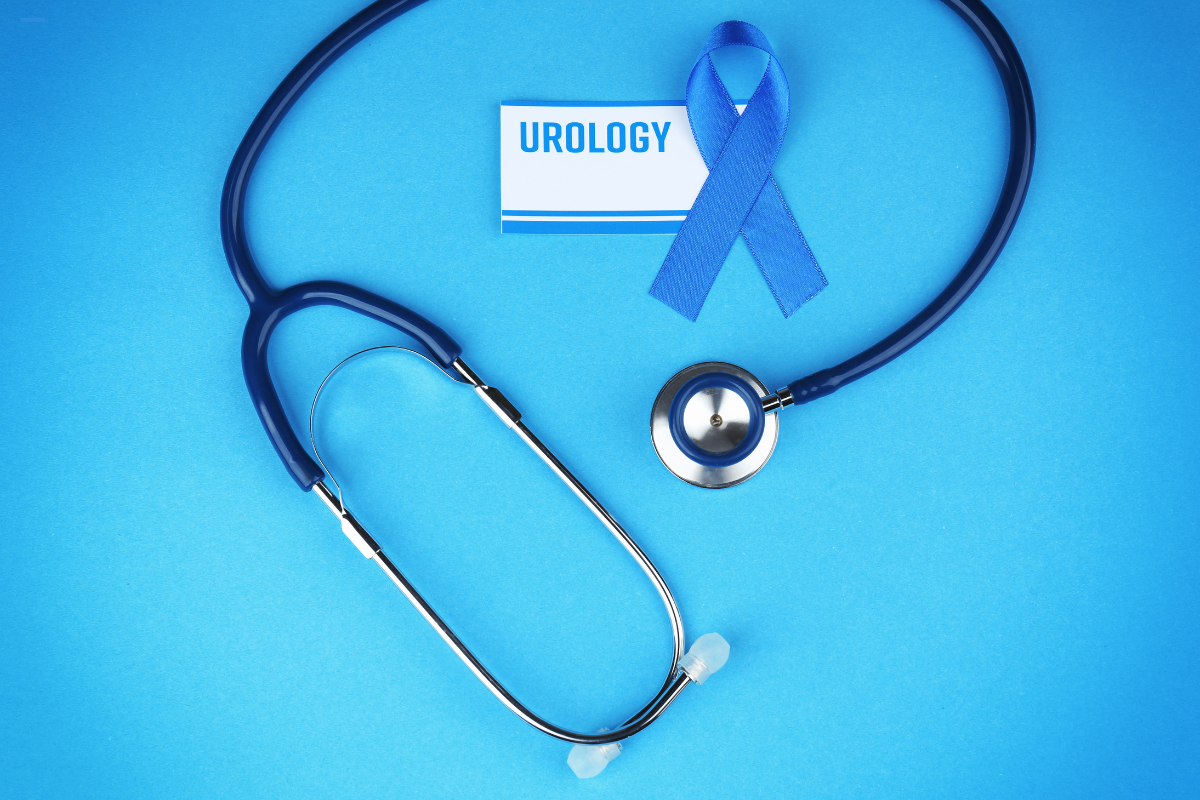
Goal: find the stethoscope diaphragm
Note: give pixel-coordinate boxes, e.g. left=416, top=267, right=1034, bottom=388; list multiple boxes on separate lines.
left=651, top=362, right=780, bottom=488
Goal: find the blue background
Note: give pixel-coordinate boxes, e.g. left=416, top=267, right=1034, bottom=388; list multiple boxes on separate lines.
left=2, top=0, right=1197, bottom=797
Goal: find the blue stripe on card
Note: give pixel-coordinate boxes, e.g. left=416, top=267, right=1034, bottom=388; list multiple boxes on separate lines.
left=502, top=220, right=683, bottom=234
left=502, top=210, right=690, bottom=217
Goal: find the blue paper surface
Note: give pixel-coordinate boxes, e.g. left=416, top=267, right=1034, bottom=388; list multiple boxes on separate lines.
left=1, top=1, right=1197, bottom=797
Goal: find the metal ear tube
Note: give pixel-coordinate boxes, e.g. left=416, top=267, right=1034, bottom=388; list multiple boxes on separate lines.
left=305, top=347, right=729, bottom=774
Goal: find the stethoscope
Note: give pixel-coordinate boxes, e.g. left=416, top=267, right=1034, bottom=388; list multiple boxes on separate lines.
left=220, top=0, right=1033, bottom=777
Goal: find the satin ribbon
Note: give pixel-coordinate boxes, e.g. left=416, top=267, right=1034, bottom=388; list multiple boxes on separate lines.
left=650, top=21, right=826, bottom=321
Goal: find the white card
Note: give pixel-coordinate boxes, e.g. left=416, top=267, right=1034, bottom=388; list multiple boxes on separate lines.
left=500, top=102, right=742, bottom=234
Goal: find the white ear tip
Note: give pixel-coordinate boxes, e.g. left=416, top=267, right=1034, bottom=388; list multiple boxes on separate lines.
left=679, top=632, right=730, bottom=684
left=565, top=635, right=730, bottom=777
left=567, top=739, right=621, bottom=779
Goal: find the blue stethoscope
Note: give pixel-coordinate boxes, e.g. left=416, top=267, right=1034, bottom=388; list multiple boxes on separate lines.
left=220, top=0, right=1033, bottom=778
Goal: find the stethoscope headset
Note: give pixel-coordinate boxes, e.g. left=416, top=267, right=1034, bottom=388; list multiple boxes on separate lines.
left=220, top=0, right=1033, bottom=773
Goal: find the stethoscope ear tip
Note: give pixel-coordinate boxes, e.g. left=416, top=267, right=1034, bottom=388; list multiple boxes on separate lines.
left=568, top=632, right=730, bottom=778
left=568, top=735, right=622, bottom=779
left=651, top=363, right=780, bottom=488
left=679, top=632, right=731, bottom=684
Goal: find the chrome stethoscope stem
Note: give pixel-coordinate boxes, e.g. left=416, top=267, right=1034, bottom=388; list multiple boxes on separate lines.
left=452, top=358, right=686, bottom=669
left=312, top=357, right=692, bottom=745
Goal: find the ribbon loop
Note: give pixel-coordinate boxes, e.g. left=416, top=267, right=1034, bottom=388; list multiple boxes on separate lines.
left=650, top=21, right=826, bottom=321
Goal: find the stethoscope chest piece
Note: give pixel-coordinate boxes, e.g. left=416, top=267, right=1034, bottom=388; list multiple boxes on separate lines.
left=651, top=362, right=779, bottom=488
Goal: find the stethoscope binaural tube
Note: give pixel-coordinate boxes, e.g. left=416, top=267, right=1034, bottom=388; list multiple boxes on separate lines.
left=655, top=0, right=1035, bottom=487
left=221, top=0, right=455, bottom=493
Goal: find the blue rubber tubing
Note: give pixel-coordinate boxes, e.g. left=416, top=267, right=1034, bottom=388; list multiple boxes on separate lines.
left=787, top=0, right=1035, bottom=403
left=220, top=0, right=461, bottom=491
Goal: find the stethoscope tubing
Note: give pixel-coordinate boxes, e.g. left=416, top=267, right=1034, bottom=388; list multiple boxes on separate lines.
left=222, top=0, right=456, bottom=492
left=786, top=0, right=1034, bottom=404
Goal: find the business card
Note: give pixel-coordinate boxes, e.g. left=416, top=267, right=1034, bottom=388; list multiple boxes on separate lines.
left=500, top=102, right=742, bottom=234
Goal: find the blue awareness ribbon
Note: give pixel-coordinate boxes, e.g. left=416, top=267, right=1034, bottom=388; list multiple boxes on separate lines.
left=650, top=21, right=827, bottom=321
